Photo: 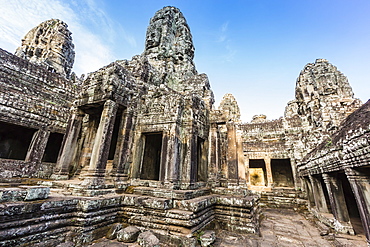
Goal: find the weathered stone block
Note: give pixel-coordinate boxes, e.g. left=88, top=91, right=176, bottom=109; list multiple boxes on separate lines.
left=199, top=230, right=216, bottom=247
left=0, top=188, right=27, bottom=202
left=173, top=195, right=216, bottom=212
left=141, top=197, right=173, bottom=210
left=116, top=226, right=140, bottom=243
left=19, top=186, right=50, bottom=201
left=137, top=231, right=160, bottom=247
left=106, top=223, right=123, bottom=240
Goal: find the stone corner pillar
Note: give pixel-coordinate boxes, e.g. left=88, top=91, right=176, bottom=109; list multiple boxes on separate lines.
left=309, top=174, right=330, bottom=214
left=345, top=168, right=370, bottom=243
left=51, top=106, right=84, bottom=180
left=322, top=173, right=353, bottom=234
left=25, top=129, right=50, bottom=163
left=81, top=100, right=118, bottom=187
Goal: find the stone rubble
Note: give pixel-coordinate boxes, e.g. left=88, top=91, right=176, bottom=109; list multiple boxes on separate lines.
left=137, top=231, right=160, bottom=247
left=117, top=226, right=140, bottom=243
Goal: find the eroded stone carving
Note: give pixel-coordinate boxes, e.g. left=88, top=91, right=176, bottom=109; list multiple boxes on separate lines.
left=15, top=19, right=75, bottom=78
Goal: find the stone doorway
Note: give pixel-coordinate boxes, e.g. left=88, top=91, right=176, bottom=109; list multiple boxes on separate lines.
left=140, top=132, right=162, bottom=180
left=42, top=133, right=64, bottom=163
left=271, top=159, right=294, bottom=187
left=249, top=159, right=267, bottom=186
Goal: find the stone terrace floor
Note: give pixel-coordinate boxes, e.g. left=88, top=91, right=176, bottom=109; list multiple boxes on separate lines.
left=85, top=208, right=367, bottom=247
left=213, top=208, right=367, bottom=247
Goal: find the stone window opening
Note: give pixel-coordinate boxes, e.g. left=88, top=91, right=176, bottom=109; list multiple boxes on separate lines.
left=271, top=159, right=294, bottom=187
left=140, top=132, right=163, bottom=181
left=42, top=132, right=64, bottom=163
left=0, top=121, right=37, bottom=160
left=249, top=159, right=267, bottom=186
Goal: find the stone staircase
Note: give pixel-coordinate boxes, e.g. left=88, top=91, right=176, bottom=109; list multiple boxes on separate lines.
left=258, top=187, right=307, bottom=210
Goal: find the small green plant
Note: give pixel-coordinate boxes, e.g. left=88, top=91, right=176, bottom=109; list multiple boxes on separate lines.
left=193, top=230, right=204, bottom=243
left=325, top=139, right=332, bottom=147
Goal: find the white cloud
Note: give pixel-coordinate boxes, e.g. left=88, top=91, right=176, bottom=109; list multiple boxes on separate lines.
left=0, top=0, right=136, bottom=75
left=217, top=21, right=229, bottom=42
left=221, top=21, right=229, bottom=33
left=214, top=21, right=236, bottom=62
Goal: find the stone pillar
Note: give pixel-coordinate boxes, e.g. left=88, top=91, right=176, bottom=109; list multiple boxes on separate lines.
left=25, top=129, right=50, bottom=163
left=189, top=132, right=198, bottom=186
left=322, top=173, right=353, bottom=234
left=82, top=100, right=118, bottom=187
left=112, top=110, right=133, bottom=182
left=208, top=124, right=220, bottom=187
left=303, top=176, right=315, bottom=207
left=52, top=106, right=84, bottom=180
left=345, top=168, right=370, bottom=244
left=236, top=129, right=246, bottom=187
left=226, top=121, right=238, bottom=185
left=309, top=175, right=330, bottom=213
left=264, top=158, right=273, bottom=188
left=245, top=158, right=250, bottom=185
left=162, top=124, right=181, bottom=188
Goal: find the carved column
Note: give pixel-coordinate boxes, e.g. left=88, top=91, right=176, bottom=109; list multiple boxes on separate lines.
left=309, top=174, right=330, bottom=213
left=264, top=158, right=273, bottom=188
left=162, top=123, right=181, bottom=188
left=52, top=106, right=84, bottom=180
left=345, top=168, right=370, bottom=244
left=189, top=131, right=198, bottom=186
left=208, top=123, right=220, bottom=187
left=25, top=129, right=50, bottom=163
left=322, top=173, right=353, bottom=234
left=226, top=121, right=238, bottom=185
left=303, top=176, right=315, bottom=207
left=236, top=128, right=246, bottom=186
left=82, top=100, right=118, bottom=187
left=112, top=110, right=134, bottom=183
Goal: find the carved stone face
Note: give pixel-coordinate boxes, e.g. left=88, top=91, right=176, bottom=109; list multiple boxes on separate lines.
left=141, top=7, right=197, bottom=90
left=15, top=19, right=75, bottom=78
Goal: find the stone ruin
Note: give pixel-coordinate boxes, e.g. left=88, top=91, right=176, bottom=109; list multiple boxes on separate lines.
left=0, top=6, right=369, bottom=247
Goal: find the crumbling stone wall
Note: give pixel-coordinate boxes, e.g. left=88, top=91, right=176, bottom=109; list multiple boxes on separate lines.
left=298, top=100, right=370, bottom=242
left=0, top=48, right=77, bottom=179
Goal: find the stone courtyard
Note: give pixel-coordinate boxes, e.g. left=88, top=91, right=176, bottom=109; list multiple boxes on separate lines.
left=0, top=5, right=369, bottom=247
left=82, top=208, right=366, bottom=247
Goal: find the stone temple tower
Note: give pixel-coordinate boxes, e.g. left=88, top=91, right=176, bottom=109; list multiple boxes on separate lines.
left=15, top=19, right=75, bottom=78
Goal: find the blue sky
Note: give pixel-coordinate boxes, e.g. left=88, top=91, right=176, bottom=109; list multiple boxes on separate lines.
left=0, top=0, right=369, bottom=122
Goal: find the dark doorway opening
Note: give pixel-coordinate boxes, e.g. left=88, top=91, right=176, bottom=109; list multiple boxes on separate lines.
left=338, top=172, right=364, bottom=235
left=140, top=132, right=162, bottom=180
left=42, top=133, right=64, bottom=163
left=197, top=137, right=206, bottom=182
left=271, top=159, right=294, bottom=187
left=249, top=159, right=267, bottom=186
left=0, top=121, right=37, bottom=160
